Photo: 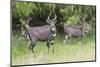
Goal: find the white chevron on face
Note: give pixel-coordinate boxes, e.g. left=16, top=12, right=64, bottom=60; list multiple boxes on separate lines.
left=51, top=27, right=55, bottom=31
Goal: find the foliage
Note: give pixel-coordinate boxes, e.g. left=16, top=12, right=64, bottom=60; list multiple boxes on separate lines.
left=12, top=2, right=96, bottom=65
left=66, top=15, right=80, bottom=25
left=12, top=31, right=95, bottom=65
left=13, top=2, right=35, bottom=18
left=59, top=5, right=96, bottom=25
left=12, top=2, right=96, bottom=33
left=12, top=2, right=56, bottom=19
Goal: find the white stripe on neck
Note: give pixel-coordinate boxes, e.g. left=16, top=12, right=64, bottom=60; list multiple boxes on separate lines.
left=51, top=40, right=54, bottom=43
left=52, top=33, right=56, bottom=37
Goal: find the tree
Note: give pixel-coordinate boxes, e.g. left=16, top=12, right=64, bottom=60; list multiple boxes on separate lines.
left=12, top=2, right=96, bottom=33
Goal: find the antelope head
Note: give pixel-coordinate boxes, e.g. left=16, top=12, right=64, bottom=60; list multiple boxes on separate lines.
left=46, top=13, right=57, bottom=34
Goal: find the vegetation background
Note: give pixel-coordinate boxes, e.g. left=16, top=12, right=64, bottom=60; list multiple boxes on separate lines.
left=12, top=1, right=96, bottom=66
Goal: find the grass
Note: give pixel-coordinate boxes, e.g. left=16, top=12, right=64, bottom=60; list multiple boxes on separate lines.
left=11, top=32, right=96, bottom=66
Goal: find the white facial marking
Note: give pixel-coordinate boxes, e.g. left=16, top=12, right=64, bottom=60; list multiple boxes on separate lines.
left=51, top=27, right=55, bottom=31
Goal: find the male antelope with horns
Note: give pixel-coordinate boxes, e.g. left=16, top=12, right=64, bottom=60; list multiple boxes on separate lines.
left=20, top=13, right=57, bottom=53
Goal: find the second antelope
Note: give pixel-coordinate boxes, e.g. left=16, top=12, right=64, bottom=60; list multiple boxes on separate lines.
left=63, top=22, right=91, bottom=44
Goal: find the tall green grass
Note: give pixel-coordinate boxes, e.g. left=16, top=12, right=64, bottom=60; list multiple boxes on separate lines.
left=12, top=32, right=95, bottom=65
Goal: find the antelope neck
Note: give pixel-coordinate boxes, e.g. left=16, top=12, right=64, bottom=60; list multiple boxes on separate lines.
left=50, top=27, right=56, bottom=37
